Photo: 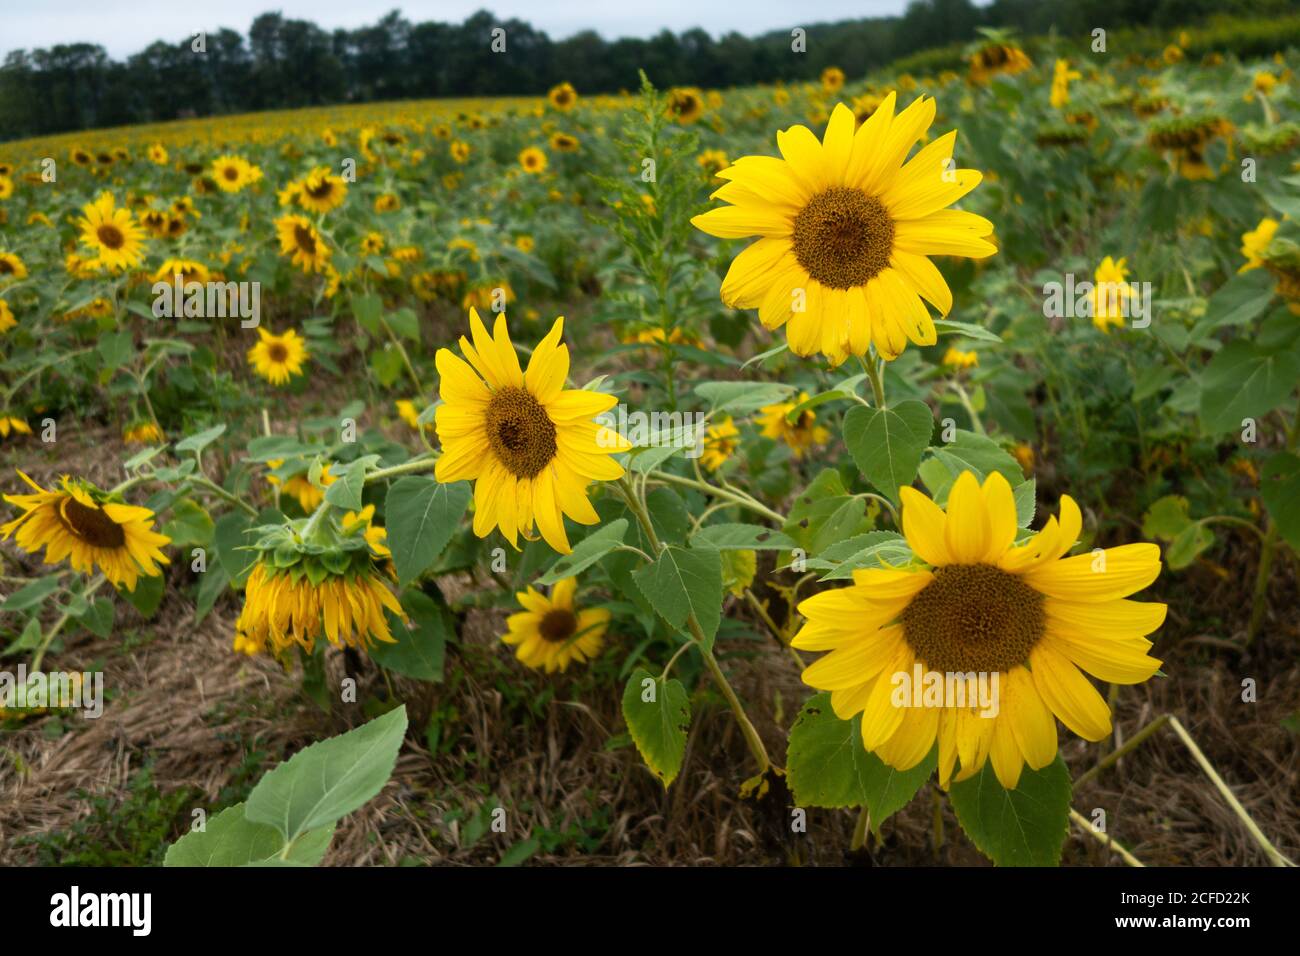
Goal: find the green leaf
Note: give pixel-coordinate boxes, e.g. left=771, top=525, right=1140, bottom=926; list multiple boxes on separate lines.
left=386, top=306, right=420, bottom=341
left=76, top=598, right=115, bottom=638
left=814, top=531, right=913, bottom=580
left=351, top=291, right=383, bottom=334
left=948, top=755, right=1072, bottom=867
left=621, top=669, right=690, bottom=788
left=1142, top=495, right=1192, bottom=540
left=843, top=400, right=934, bottom=502
left=1260, top=452, right=1300, bottom=552
left=1013, top=478, right=1036, bottom=528
left=1199, top=341, right=1300, bottom=436
left=384, top=477, right=472, bottom=585
left=322, top=457, right=373, bottom=512
left=694, top=380, right=794, bottom=414
left=245, top=706, right=408, bottom=843
left=214, top=511, right=255, bottom=586
left=119, top=573, right=165, bottom=619
left=1201, top=270, right=1275, bottom=329
left=632, top=545, right=722, bottom=648
left=927, top=429, right=1025, bottom=497
left=537, top=519, right=628, bottom=585
left=175, top=424, right=227, bottom=455
left=933, top=319, right=1003, bottom=343
left=1, top=574, right=62, bottom=612
left=370, top=590, right=450, bottom=681
left=164, top=803, right=335, bottom=867
left=786, top=693, right=934, bottom=830
left=97, top=330, right=134, bottom=370
left=1166, top=521, right=1213, bottom=570
left=691, top=522, right=797, bottom=551
left=161, top=498, right=214, bottom=550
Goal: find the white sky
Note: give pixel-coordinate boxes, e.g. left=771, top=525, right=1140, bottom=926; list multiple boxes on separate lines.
left=2, top=0, right=911, bottom=58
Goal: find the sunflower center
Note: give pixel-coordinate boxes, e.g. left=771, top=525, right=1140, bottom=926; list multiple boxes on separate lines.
left=267, top=342, right=289, bottom=363
left=96, top=224, right=126, bottom=250
left=0, top=259, right=12, bottom=275
left=223, top=167, right=240, bottom=181
left=538, top=608, right=578, bottom=643
left=306, top=179, right=334, bottom=199
left=792, top=187, right=894, bottom=290
left=899, top=564, right=1045, bottom=674
left=61, top=498, right=126, bottom=548
left=485, top=386, right=557, bottom=479
left=294, top=225, right=317, bottom=255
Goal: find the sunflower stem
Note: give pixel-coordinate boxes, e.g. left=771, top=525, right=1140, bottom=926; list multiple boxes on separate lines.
left=850, top=804, right=871, bottom=852
left=31, top=576, right=105, bottom=673
left=1069, top=808, right=1144, bottom=867
left=647, top=471, right=785, bottom=524
left=362, top=454, right=439, bottom=485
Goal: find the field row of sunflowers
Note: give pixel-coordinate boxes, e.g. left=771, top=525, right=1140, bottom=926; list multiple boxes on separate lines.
left=0, top=29, right=1296, bottom=867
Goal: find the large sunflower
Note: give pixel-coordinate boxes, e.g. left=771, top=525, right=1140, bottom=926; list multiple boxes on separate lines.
left=275, top=214, right=330, bottom=273
left=1, top=472, right=171, bottom=591
left=434, top=309, right=629, bottom=554
left=792, top=470, right=1164, bottom=790
left=692, top=96, right=995, bottom=364
left=76, top=193, right=147, bottom=273
left=247, top=327, right=309, bottom=385
left=501, top=577, right=610, bottom=673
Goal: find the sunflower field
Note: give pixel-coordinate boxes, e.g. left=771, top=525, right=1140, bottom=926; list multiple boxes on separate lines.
left=0, top=23, right=1297, bottom=874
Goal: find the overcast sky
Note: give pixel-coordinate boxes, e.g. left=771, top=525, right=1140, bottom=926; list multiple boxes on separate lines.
left=3, top=0, right=911, bottom=58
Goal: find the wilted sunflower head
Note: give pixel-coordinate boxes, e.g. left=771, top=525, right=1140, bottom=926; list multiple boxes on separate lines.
left=1, top=471, right=170, bottom=592
left=233, top=512, right=403, bottom=657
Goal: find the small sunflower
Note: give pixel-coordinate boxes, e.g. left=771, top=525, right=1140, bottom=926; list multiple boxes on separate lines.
left=692, top=96, right=994, bottom=364
left=211, top=155, right=258, bottom=193
left=792, top=470, right=1164, bottom=790
left=152, top=258, right=211, bottom=285
left=147, top=143, right=168, bottom=164
left=519, top=147, right=548, bottom=174
left=548, top=82, right=578, bottom=111
left=247, top=328, right=309, bottom=386
left=942, top=346, right=979, bottom=369
left=1091, top=256, right=1130, bottom=333
left=549, top=132, right=580, bottom=153
left=1239, top=218, right=1279, bottom=273
left=275, top=214, right=330, bottom=273
left=701, top=416, right=740, bottom=472
left=374, top=193, right=401, bottom=213
left=124, top=421, right=165, bottom=444
left=434, top=309, right=630, bottom=554
left=502, top=577, right=610, bottom=673
left=0, top=299, right=14, bottom=332
left=76, top=193, right=147, bottom=273
left=758, top=392, right=830, bottom=459
left=0, top=252, right=26, bottom=281
left=295, top=166, right=348, bottom=213
left=665, top=87, right=705, bottom=125
left=821, top=67, right=846, bottom=94
left=1, top=472, right=171, bottom=592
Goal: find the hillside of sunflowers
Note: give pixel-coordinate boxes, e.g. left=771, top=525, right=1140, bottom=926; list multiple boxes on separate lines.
left=0, top=11, right=1297, bottom=882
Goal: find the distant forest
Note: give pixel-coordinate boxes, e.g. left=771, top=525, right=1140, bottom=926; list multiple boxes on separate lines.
left=0, top=0, right=1289, bottom=140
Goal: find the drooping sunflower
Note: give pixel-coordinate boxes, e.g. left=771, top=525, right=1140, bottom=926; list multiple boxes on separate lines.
left=502, top=577, right=610, bottom=673
left=1, top=472, right=171, bottom=592
left=247, top=327, right=309, bottom=386
left=691, top=96, right=995, bottom=364
left=123, top=421, right=165, bottom=444
left=295, top=166, right=348, bottom=214
left=548, top=82, right=578, bottom=112
left=76, top=193, right=147, bottom=273
left=0, top=252, right=26, bottom=281
left=233, top=516, right=402, bottom=658
left=434, top=309, right=630, bottom=554
left=275, top=214, right=330, bottom=273
left=519, top=147, right=548, bottom=174
left=792, top=470, right=1164, bottom=790
left=758, top=392, right=831, bottom=459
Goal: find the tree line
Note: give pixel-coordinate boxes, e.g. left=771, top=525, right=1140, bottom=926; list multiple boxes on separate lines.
left=0, top=0, right=1285, bottom=141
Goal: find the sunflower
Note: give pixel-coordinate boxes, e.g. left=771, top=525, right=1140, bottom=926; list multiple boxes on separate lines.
left=70, top=147, right=93, bottom=167
left=502, top=577, right=610, bottom=673
left=821, top=67, right=846, bottom=94
left=697, top=149, right=729, bottom=175
left=692, top=96, right=994, bottom=364
left=275, top=214, right=330, bottom=273
left=374, top=193, right=401, bottom=213
left=968, top=42, right=1033, bottom=84
left=701, top=416, right=740, bottom=472
left=0, top=299, right=14, bottom=332
left=295, top=166, right=348, bottom=214
left=0, top=252, right=23, bottom=281
left=124, top=421, right=165, bottom=444
left=434, top=309, right=630, bottom=554
left=450, top=140, right=471, bottom=163
left=152, top=258, right=211, bottom=286
left=76, top=193, right=147, bottom=273
left=147, top=143, right=168, bottom=164
left=1239, top=218, right=1279, bottom=273
left=519, top=147, right=548, bottom=174
left=1, top=472, right=171, bottom=592
left=211, top=155, right=258, bottom=193
left=1091, top=256, right=1130, bottom=333
left=665, top=87, right=705, bottom=124
left=0, top=416, right=31, bottom=438
left=548, top=82, right=578, bottom=112
left=265, top=459, right=336, bottom=513
left=1050, top=59, right=1081, bottom=109
left=247, top=327, right=309, bottom=385
left=549, top=132, right=580, bottom=153
left=792, top=470, right=1164, bottom=790
left=942, top=346, right=978, bottom=369
left=0, top=176, right=13, bottom=200
left=758, top=392, right=831, bottom=459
